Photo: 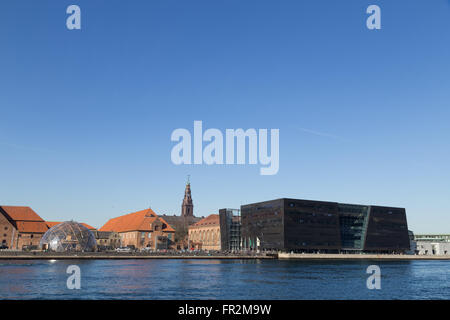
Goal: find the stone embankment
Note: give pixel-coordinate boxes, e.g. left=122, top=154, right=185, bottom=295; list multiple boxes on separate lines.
left=0, top=251, right=274, bottom=260
left=278, top=253, right=450, bottom=260
left=1, top=251, right=449, bottom=260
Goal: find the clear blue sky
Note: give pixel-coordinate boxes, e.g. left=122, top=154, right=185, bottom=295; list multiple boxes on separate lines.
left=1, top=0, right=449, bottom=232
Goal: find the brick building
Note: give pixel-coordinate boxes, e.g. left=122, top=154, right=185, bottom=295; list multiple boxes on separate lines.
left=92, top=230, right=122, bottom=250
left=188, top=214, right=221, bottom=251
left=0, top=206, right=48, bottom=250
left=99, top=208, right=175, bottom=250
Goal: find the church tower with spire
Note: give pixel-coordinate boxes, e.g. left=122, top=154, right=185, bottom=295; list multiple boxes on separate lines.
left=181, top=176, right=194, bottom=217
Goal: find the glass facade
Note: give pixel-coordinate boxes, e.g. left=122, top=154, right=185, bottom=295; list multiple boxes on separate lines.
left=219, top=208, right=241, bottom=251
left=338, top=204, right=369, bottom=250
left=40, top=221, right=97, bottom=252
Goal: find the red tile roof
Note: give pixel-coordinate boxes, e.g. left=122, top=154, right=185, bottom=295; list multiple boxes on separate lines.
left=45, top=221, right=60, bottom=229
left=99, top=208, right=175, bottom=233
left=0, top=206, right=48, bottom=233
left=81, top=223, right=97, bottom=231
left=0, top=206, right=43, bottom=221
left=190, top=214, right=220, bottom=228
left=46, top=221, right=96, bottom=231
left=16, top=221, right=49, bottom=233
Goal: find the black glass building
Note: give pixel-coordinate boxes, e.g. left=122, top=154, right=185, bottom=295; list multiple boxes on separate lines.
left=241, top=198, right=410, bottom=253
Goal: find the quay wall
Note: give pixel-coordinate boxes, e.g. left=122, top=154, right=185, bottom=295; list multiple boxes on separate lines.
left=1, top=252, right=450, bottom=260
left=0, top=251, right=274, bottom=260
left=278, top=253, right=450, bottom=260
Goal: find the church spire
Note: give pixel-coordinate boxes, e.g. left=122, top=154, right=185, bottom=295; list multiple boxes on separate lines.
left=181, top=176, right=193, bottom=217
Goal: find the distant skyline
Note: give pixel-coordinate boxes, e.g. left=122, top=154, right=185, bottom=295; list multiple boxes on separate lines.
left=1, top=1, right=450, bottom=232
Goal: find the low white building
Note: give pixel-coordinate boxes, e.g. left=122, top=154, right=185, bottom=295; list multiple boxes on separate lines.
left=414, top=234, right=450, bottom=255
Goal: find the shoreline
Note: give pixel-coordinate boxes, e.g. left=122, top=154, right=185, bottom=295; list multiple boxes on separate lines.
left=0, top=253, right=450, bottom=260
left=0, top=255, right=273, bottom=260
left=278, top=253, right=450, bottom=260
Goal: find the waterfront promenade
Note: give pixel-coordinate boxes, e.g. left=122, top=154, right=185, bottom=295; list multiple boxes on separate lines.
left=1, top=251, right=450, bottom=260
left=278, top=253, right=450, bottom=260
left=0, top=251, right=274, bottom=260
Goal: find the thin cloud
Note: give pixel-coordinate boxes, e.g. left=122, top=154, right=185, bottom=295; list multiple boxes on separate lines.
left=298, top=127, right=348, bottom=142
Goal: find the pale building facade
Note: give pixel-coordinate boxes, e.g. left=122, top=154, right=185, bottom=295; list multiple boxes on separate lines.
left=188, top=214, right=221, bottom=251
left=416, top=242, right=450, bottom=255
left=93, top=230, right=122, bottom=250
left=415, top=234, right=450, bottom=255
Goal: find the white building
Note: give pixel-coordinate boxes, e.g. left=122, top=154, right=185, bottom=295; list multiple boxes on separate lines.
left=414, top=234, right=450, bottom=255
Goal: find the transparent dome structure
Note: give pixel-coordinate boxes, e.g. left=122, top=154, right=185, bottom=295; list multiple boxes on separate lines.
left=40, top=221, right=97, bottom=252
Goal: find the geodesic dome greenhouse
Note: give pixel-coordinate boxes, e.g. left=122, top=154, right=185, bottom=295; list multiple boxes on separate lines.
left=40, top=221, right=97, bottom=252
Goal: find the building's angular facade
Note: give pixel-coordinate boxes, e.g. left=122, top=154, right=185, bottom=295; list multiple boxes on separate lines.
left=363, top=205, right=410, bottom=252
left=219, top=208, right=241, bottom=252
left=241, top=198, right=410, bottom=253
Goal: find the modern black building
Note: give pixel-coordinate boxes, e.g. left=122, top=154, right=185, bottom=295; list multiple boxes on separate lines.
left=241, top=198, right=410, bottom=253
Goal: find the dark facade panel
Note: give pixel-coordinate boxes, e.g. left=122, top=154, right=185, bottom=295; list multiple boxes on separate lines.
left=240, top=198, right=409, bottom=253
left=219, top=209, right=230, bottom=251
left=363, top=206, right=410, bottom=252
left=283, top=199, right=341, bottom=251
left=241, top=199, right=284, bottom=250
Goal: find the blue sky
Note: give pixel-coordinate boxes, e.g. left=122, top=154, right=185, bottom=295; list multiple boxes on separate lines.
left=0, top=0, right=449, bottom=232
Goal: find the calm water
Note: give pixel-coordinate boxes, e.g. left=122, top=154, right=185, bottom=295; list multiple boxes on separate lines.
left=0, top=259, right=449, bottom=299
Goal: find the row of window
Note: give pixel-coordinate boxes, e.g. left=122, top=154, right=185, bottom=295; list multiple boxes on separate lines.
left=287, top=202, right=335, bottom=211
left=295, top=219, right=338, bottom=225
left=286, top=211, right=336, bottom=218
left=17, top=234, right=35, bottom=238
left=97, top=239, right=120, bottom=244
left=190, top=230, right=220, bottom=243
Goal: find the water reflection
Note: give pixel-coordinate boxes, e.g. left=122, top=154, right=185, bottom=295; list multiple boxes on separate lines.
left=0, top=259, right=448, bottom=299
